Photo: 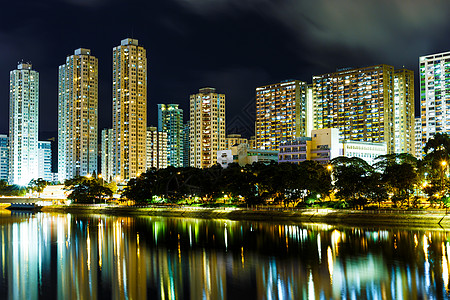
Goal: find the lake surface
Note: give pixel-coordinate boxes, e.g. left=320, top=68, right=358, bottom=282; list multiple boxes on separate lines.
left=0, top=210, right=450, bottom=299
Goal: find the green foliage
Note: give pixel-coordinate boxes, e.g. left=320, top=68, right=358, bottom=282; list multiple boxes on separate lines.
left=0, top=181, right=27, bottom=196
left=64, top=176, right=113, bottom=204
left=28, top=178, right=48, bottom=196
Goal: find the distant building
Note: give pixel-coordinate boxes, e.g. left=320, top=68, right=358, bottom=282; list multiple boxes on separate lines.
left=146, top=127, right=167, bottom=170
left=393, top=69, right=415, bottom=155
left=182, top=122, right=190, bottom=167
left=101, top=129, right=114, bottom=182
left=415, top=117, right=423, bottom=158
left=341, top=141, right=387, bottom=166
left=217, top=143, right=278, bottom=168
left=58, top=48, right=98, bottom=181
left=9, top=62, right=39, bottom=185
left=279, top=128, right=387, bottom=165
left=225, top=134, right=248, bottom=149
left=308, top=128, right=341, bottom=163
left=158, top=104, right=183, bottom=167
left=190, top=87, right=226, bottom=168
left=38, top=141, right=52, bottom=182
left=0, top=135, right=8, bottom=182
left=256, top=80, right=308, bottom=151
left=419, top=51, right=450, bottom=146
left=312, top=65, right=407, bottom=154
left=112, top=38, right=147, bottom=181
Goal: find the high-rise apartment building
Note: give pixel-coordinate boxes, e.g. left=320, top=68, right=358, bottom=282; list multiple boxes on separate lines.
left=312, top=65, right=396, bottom=153
left=393, top=69, right=415, bottom=155
left=146, top=127, right=167, bottom=169
left=112, top=38, right=147, bottom=181
left=101, top=128, right=114, bottom=182
left=0, top=135, right=8, bottom=182
left=190, top=88, right=226, bottom=168
left=182, top=122, right=190, bottom=167
left=38, top=141, right=52, bottom=182
left=420, top=51, right=450, bottom=147
left=58, top=48, right=98, bottom=181
left=255, top=80, right=307, bottom=151
left=158, top=104, right=183, bottom=167
left=9, top=63, right=39, bottom=185
left=415, top=117, right=423, bottom=158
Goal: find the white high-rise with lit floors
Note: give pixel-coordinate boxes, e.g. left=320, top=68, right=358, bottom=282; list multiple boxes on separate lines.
left=9, top=63, right=39, bottom=185
left=112, top=38, right=147, bottom=181
left=58, top=48, right=98, bottom=181
left=420, top=51, right=450, bottom=146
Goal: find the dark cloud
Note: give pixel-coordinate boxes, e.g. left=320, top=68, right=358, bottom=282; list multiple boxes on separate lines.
left=174, top=0, right=450, bottom=67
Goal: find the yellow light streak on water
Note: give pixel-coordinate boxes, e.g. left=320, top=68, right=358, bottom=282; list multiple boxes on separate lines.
left=327, top=246, right=333, bottom=284
left=443, top=242, right=449, bottom=291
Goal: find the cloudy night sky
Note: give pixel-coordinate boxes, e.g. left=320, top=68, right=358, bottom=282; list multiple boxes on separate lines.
left=1, top=0, right=450, bottom=139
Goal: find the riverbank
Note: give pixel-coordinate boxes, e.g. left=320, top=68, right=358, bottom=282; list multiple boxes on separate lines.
left=40, top=205, right=450, bottom=229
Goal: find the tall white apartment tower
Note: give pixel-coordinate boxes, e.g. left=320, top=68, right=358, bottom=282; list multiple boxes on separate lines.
left=190, top=87, right=226, bottom=168
left=112, top=38, right=147, bottom=180
left=420, top=51, right=450, bottom=146
left=9, top=62, right=39, bottom=185
left=58, top=48, right=98, bottom=181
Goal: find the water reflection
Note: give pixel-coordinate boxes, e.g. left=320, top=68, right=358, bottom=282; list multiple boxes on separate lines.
left=1, top=212, right=450, bottom=299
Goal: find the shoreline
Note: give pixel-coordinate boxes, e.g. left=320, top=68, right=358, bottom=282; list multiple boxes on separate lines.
left=40, top=205, right=450, bottom=229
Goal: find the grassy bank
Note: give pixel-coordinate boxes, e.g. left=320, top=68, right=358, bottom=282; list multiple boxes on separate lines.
left=40, top=205, right=450, bottom=229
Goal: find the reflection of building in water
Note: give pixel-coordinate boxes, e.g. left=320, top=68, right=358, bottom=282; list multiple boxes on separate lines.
left=2, top=215, right=450, bottom=299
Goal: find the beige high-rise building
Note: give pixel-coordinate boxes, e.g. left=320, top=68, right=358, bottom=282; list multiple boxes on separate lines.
left=393, top=69, right=415, bottom=155
left=255, top=80, right=307, bottom=151
left=190, top=87, right=226, bottom=168
left=312, top=65, right=396, bottom=153
left=112, top=38, right=147, bottom=181
left=146, top=127, right=167, bottom=170
left=58, top=49, right=98, bottom=181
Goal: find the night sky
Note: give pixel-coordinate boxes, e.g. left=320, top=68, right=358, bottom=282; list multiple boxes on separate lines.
left=2, top=0, right=450, bottom=139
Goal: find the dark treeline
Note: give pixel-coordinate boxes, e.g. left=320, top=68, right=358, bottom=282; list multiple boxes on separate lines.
left=67, top=133, right=450, bottom=209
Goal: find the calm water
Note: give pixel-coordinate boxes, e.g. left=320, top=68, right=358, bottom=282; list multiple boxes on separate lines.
left=0, top=211, right=450, bottom=300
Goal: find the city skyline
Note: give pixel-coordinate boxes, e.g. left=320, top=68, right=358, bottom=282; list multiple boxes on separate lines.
left=2, top=1, right=450, bottom=138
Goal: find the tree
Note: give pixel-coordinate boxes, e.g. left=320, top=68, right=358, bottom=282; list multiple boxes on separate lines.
left=383, top=163, right=418, bottom=208
left=331, top=156, right=373, bottom=208
left=28, top=178, right=48, bottom=197
left=423, top=133, right=450, bottom=206
left=64, top=176, right=113, bottom=204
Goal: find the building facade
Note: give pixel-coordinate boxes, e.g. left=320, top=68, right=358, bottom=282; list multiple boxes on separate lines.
left=415, top=117, right=423, bottom=158
left=146, top=127, right=167, bottom=170
left=256, top=80, right=307, bottom=151
left=420, top=51, right=450, bottom=147
left=101, top=128, right=114, bottom=182
left=190, top=88, right=226, bottom=168
left=0, top=135, right=8, bottom=182
left=9, top=63, right=39, bottom=185
left=58, top=48, right=98, bottom=181
left=112, top=38, right=147, bottom=181
left=225, top=134, right=248, bottom=148
left=279, top=128, right=386, bottom=165
left=157, top=104, right=183, bottom=167
left=183, top=122, right=190, bottom=167
left=312, top=65, right=396, bottom=153
left=393, top=69, right=415, bottom=155
left=217, top=144, right=277, bottom=168
left=38, top=141, right=52, bottom=182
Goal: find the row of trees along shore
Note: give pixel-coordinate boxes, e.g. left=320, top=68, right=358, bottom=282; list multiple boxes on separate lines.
left=64, top=133, right=450, bottom=209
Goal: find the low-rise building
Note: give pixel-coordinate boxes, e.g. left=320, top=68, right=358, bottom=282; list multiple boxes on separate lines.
left=217, top=144, right=277, bottom=168
left=279, top=128, right=387, bottom=165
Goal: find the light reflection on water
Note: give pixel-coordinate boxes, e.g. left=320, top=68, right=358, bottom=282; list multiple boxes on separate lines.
left=0, top=211, right=450, bottom=299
